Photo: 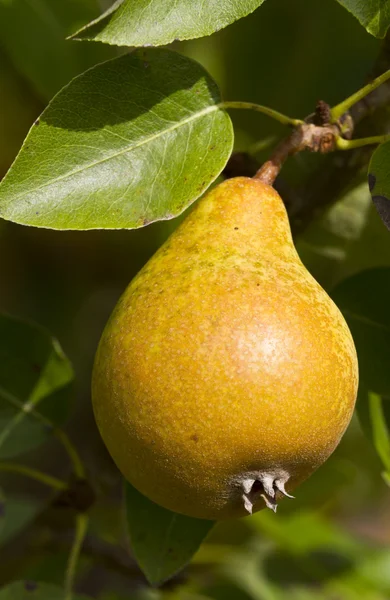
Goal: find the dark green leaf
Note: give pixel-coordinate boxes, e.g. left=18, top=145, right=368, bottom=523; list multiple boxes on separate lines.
left=357, top=384, right=375, bottom=442
left=0, top=49, right=43, bottom=176
left=336, top=0, right=390, bottom=38
left=125, top=481, right=214, bottom=585
left=0, top=0, right=113, bottom=100
left=357, top=385, right=390, bottom=479
left=331, top=267, right=390, bottom=396
left=0, top=493, right=42, bottom=547
left=0, top=488, right=5, bottom=540
left=0, top=49, right=233, bottom=231
left=0, top=314, right=73, bottom=458
left=368, top=141, right=390, bottom=230
left=332, top=268, right=390, bottom=477
left=296, top=180, right=372, bottom=289
left=72, top=0, right=267, bottom=47
left=0, top=581, right=89, bottom=599
left=368, top=391, right=390, bottom=473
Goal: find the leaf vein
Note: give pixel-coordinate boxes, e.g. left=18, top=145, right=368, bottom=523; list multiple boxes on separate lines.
left=6, top=105, right=219, bottom=206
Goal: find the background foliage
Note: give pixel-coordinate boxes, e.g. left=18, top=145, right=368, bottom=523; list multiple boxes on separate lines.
left=1, top=0, right=390, bottom=598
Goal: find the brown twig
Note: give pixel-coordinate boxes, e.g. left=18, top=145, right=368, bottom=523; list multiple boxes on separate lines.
left=254, top=113, right=340, bottom=186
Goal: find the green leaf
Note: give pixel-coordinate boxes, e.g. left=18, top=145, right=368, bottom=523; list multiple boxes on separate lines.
left=332, top=268, right=390, bottom=477
left=368, top=141, right=390, bottom=230
left=368, top=391, right=390, bottom=474
left=251, top=510, right=359, bottom=557
left=336, top=0, right=390, bottom=38
left=72, top=0, right=267, bottom=47
left=296, top=180, right=372, bottom=289
left=331, top=267, right=390, bottom=396
left=0, top=581, right=89, bottom=599
left=357, top=550, right=390, bottom=592
left=357, top=385, right=390, bottom=480
left=216, top=549, right=281, bottom=600
left=0, top=313, right=73, bottom=458
left=0, top=493, right=42, bottom=547
left=0, top=0, right=113, bottom=100
left=125, top=481, right=214, bottom=585
left=0, top=49, right=233, bottom=231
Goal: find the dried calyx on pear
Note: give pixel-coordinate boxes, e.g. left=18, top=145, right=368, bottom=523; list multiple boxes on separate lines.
left=239, top=470, right=294, bottom=514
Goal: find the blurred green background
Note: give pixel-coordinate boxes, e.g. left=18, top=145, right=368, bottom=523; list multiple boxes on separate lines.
left=1, top=0, right=390, bottom=598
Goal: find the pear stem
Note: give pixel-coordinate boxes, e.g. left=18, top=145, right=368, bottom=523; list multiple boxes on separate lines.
left=219, top=102, right=303, bottom=127
left=254, top=121, right=340, bottom=186
left=249, top=72, right=390, bottom=187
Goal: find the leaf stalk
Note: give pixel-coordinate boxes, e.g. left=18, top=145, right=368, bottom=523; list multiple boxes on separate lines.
left=219, top=101, right=303, bottom=127
left=0, top=462, right=67, bottom=491
left=331, top=69, right=390, bottom=122
left=0, top=386, right=86, bottom=479
left=337, top=134, right=390, bottom=150
left=64, top=513, right=89, bottom=600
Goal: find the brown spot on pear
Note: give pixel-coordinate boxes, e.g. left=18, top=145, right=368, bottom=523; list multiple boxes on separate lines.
left=92, top=177, right=358, bottom=520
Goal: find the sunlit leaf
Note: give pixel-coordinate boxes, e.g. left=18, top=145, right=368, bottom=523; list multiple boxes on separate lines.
left=336, top=0, right=390, bottom=38
left=125, top=481, right=214, bottom=585
left=0, top=49, right=233, bottom=231
left=72, top=0, right=267, bottom=47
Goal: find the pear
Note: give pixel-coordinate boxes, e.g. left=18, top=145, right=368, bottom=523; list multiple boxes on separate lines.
left=92, top=177, right=358, bottom=520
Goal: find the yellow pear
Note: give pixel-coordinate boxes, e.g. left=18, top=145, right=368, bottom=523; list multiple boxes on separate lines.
left=92, top=177, right=358, bottom=520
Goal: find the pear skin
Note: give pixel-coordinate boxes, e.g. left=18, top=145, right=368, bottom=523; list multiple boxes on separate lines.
left=92, top=177, right=358, bottom=520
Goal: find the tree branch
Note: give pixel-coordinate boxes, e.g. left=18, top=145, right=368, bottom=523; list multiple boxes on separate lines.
left=223, top=32, right=390, bottom=235
left=289, top=38, right=390, bottom=234
left=254, top=117, right=340, bottom=186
